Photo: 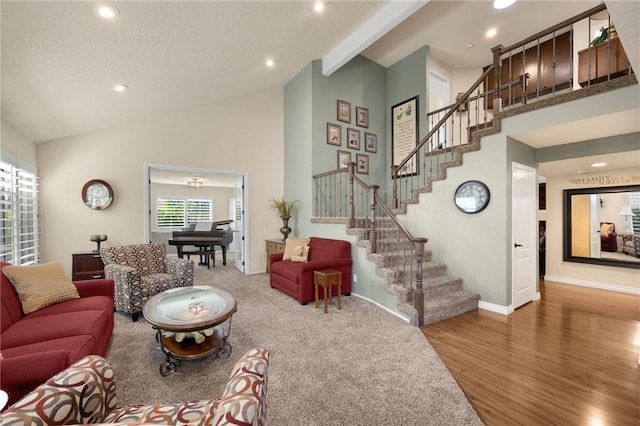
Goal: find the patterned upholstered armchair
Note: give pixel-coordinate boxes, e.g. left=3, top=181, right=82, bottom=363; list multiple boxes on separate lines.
left=100, top=243, right=194, bottom=321
left=0, top=347, right=270, bottom=426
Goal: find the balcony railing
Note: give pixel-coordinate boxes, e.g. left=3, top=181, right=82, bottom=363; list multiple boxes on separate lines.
left=391, top=3, right=633, bottom=209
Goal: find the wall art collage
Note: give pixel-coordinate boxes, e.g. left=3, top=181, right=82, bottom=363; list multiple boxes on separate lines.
left=327, top=99, right=376, bottom=174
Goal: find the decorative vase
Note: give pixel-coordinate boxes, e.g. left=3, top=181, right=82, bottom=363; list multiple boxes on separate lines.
left=279, top=216, right=292, bottom=241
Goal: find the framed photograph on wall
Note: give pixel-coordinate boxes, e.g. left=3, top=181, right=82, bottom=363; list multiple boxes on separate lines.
left=347, top=128, right=360, bottom=150
left=337, top=150, right=351, bottom=170
left=356, top=154, right=369, bottom=174
left=337, top=100, right=351, bottom=123
left=391, top=95, right=419, bottom=177
left=364, top=132, right=377, bottom=153
left=326, top=123, right=342, bottom=146
left=356, top=106, right=369, bottom=128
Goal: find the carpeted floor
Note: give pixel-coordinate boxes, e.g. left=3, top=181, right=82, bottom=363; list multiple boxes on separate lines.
left=106, top=261, right=483, bottom=425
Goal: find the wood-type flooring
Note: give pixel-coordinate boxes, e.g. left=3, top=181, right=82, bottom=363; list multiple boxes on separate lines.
left=422, top=279, right=640, bottom=425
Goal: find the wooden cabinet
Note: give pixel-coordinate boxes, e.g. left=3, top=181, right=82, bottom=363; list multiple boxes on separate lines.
left=577, top=37, right=630, bottom=87
left=485, top=31, right=571, bottom=108
left=72, top=251, right=105, bottom=281
left=265, top=239, right=285, bottom=272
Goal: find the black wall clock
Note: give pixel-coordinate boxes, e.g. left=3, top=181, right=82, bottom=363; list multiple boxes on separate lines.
left=82, top=179, right=113, bottom=210
left=454, top=180, right=490, bottom=214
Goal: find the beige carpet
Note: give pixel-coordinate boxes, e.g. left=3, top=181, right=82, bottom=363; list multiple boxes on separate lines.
left=106, top=262, right=483, bottom=425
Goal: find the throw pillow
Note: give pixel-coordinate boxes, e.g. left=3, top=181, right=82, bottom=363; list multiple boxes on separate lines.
left=2, top=261, right=80, bottom=315
left=291, top=245, right=310, bottom=263
left=282, top=238, right=310, bottom=261
left=600, top=223, right=613, bottom=237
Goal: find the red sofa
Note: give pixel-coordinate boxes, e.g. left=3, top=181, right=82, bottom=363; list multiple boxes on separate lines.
left=269, top=237, right=352, bottom=304
left=0, top=261, right=115, bottom=406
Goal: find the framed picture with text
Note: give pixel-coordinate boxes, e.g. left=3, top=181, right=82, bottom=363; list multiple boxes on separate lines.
left=391, top=96, right=419, bottom=177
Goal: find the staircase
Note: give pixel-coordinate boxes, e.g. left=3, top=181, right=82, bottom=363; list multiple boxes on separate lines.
left=346, top=221, right=480, bottom=325
left=312, top=3, right=635, bottom=326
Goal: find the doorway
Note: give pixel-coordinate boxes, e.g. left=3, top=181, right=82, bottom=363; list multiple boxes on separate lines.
left=143, top=164, right=247, bottom=273
left=428, top=70, right=449, bottom=150
left=512, top=162, right=537, bottom=309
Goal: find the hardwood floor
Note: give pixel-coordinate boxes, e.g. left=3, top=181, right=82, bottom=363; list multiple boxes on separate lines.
left=422, top=279, right=640, bottom=425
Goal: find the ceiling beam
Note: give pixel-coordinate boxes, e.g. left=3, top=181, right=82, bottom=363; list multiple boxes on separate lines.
left=322, top=0, right=428, bottom=76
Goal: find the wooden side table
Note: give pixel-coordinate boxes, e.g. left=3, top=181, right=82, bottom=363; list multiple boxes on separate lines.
left=313, top=269, right=342, bottom=313
left=72, top=251, right=105, bottom=281
left=265, top=239, right=286, bottom=272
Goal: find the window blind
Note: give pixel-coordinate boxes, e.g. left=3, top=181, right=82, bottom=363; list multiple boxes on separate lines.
left=156, top=197, right=213, bottom=231
left=628, top=192, right=640, bottom=234
left=0, top=159, right=39, bottom=265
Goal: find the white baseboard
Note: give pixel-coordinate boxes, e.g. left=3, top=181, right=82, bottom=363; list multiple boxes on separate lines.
left=478, top=300, right=510, bottom=315
left=543, top=275, right=640, bottom=295
left=351, top=293, right=410, bottom=323
left=477, top=291, right=540, bottom=316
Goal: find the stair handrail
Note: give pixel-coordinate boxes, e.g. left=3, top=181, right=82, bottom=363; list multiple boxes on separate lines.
left=313, top=162, right=428, bottom=325
left=392, top=65, right=495, bottom=208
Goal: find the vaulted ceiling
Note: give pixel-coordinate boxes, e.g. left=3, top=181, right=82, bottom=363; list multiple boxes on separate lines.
left=1, top=1, right=638, bottom=179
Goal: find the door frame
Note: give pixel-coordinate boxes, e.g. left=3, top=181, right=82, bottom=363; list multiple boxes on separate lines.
left=143, top=163, right=250, bottom=273
left=511, top=162, right=538, bottom=310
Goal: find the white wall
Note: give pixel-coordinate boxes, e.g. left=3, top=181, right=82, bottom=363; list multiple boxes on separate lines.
left=1, top=120, right=37, bottom=165
left=37, top=87, right=284, bottom=275
left=545, top=167, right=639, bottom=290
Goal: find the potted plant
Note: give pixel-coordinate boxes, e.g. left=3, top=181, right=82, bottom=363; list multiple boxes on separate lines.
left=270, top=197, right=298, bottom=240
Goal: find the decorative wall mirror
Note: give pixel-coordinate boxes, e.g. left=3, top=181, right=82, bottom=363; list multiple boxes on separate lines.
left=563, top=185, right=640, bottom=269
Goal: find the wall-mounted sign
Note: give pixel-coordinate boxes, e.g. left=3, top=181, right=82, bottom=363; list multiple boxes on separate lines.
left=569, top=175, right=640, bottom=185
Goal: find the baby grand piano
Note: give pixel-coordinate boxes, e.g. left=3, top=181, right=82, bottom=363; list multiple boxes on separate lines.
left=170, top=220, right=234, bottom=267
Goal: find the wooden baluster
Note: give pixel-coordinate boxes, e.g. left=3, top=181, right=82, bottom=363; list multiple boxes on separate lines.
left=348, top=162, right=355, bottom=229
left=369, top=186, right=379, bottom=254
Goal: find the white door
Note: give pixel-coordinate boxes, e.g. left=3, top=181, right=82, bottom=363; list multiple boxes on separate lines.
left=234, top=176, right=245, bottom=273
left=589, top=194, right=601, bottom=258
left=428, top=71, right=449, bottom=150
left=512, top=163, right=537, bottom=309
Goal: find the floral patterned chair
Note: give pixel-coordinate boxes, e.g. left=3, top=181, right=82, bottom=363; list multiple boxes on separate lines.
left=100, top=243, right=194, bottom=321
left=0, top=347, right=270, bottom=426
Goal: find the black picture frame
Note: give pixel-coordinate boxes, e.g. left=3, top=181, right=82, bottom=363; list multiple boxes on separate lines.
left=391, top=96, right=419, bottom=177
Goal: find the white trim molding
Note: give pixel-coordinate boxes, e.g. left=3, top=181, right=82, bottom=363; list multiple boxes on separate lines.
left=352, top=293, right=410, bottom=323
left=544, top=275, right=640, bottom=295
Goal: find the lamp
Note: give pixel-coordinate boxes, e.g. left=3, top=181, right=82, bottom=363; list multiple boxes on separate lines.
left=617, top=205, right=635, bottom=234
left=187, top=178, right=203, bottom=189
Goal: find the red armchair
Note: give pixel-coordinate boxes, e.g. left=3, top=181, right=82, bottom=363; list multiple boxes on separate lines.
left=269, top=237, right=352, bottom=304
left=600, top=222, right=617, bottom=252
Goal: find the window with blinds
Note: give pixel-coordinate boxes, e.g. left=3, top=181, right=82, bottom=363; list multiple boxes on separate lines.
left=628, top=192, right=640, bottom=234
left=0, top=159, right=39, bottom=265
left=156, top=197, right=213, bottom=231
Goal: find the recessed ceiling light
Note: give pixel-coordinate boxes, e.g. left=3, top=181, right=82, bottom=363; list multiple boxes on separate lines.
left=466, top=43, right=475, bottom=49
left=493, top=0, right=517, bottom=10
left=486, top=28, right=497, bottom=38
left=113, top=84, right=128, bottom=92
left=95, top=5, right=119, bottom=19
left=313, top=2, right=324, bottom=13
left=265, top=59, right=274, bottom=68
left=591, top=162, right=607, bottom=168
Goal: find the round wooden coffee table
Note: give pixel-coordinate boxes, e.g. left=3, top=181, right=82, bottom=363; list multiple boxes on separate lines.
left=143, top=286, right=237, bottom=376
